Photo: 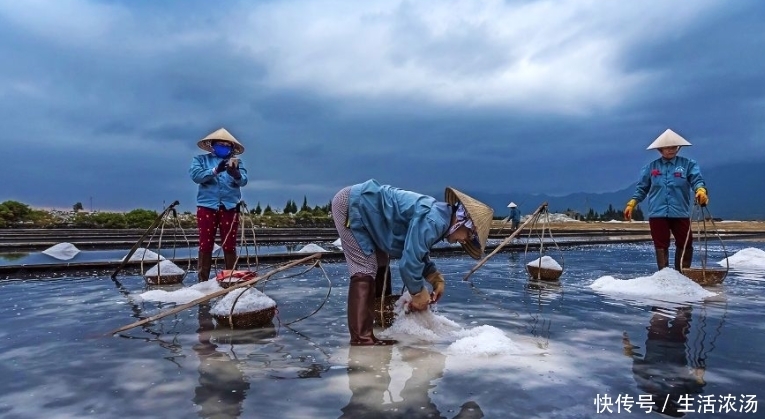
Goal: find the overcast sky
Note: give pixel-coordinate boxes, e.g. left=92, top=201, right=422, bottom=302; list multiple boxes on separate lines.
left=2, top=0, right=764, bottom=213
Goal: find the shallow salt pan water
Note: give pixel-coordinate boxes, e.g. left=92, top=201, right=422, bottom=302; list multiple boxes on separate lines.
left=1, top=241, right=764, bottom=418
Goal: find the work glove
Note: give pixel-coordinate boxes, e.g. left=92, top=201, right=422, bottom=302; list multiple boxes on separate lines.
left=226, top=158, right=241, bottom=179
left=409, top=288, right=431, bottom=312
left=623, top=199, right=637, bottom=221
left=214, top=159, right=228, bottom=175
left=695, top=187, right=708, bottom=206
left=425, top=271, right=445, bottom=303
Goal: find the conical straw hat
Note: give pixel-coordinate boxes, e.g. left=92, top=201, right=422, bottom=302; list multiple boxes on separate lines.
left=444, top=187, right=494, bottom=259
left=197, top=128, right=245, bottom=155
left=646, top=129, right=692, bottom=150
left=507, top=202, right=517, bottom=208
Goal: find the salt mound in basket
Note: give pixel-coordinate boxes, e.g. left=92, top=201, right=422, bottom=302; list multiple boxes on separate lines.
left=211, top=288, right=277, bottom=329
left=526, top=255, right=563, bottom=281
left=215, top=269, right=257, bottom=289
left=144, top=260, right=185, bottom=285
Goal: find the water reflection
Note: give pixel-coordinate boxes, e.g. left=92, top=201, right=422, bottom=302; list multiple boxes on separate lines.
left=523, top=279, right=563, bottom=350
left=622, top=306, right=706, bottom=417
left=340, top=346, right=484, bottom=418
left=193, top=303, right=251, bottom=419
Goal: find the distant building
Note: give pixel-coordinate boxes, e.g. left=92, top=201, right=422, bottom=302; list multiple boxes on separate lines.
left=564, top=210, right=583, bottom=221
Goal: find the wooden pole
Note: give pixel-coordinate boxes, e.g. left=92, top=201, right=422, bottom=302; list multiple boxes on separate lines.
left=108, top=252, right=322, bottom=335
left=463, top=202, right=547, bottom=281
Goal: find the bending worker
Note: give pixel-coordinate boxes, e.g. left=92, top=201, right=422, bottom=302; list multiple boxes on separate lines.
left=624, top=129, right=708, bottom=271
left=331, top=179, right=494, bottom=346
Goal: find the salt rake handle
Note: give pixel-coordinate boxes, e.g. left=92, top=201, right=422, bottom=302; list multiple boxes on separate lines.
left=107, top=252, right=322, bottom=336
left=463, top=202, right=547, bottom=281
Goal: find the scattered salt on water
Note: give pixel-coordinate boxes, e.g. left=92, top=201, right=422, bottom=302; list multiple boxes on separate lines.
left=42, top=242, right=80, bottom=260
left=211, top=288, right=276, bottom=315
left=138, top=279, right=223, bottom=304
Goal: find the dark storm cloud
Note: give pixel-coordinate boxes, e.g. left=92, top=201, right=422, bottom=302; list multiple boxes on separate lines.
left=1, top=0, right=763, bottom=212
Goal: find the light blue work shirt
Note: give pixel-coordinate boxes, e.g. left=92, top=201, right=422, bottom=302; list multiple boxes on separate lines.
left=348, top=179, right=452, bottom=294
left=189, top=153, right=248, bottom=210
left=510, top=207, right=520, bottom=224
left=631, top=156, right=705, bottom=218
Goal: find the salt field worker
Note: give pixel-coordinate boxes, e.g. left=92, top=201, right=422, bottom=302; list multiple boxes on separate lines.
left=508, top=202, right=520, bottom=231
left=623, top=129, right=708, bottom=271
left=189, top=128, right=248, bottom=282
left=331, top=179, right=494, bottom=346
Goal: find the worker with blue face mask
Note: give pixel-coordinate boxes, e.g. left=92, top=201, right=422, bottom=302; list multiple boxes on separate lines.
left=189, top=128, right=249, bottom=282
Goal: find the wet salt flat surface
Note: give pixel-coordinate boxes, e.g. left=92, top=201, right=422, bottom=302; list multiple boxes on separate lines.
left=1, top=241, right=764, bottom=418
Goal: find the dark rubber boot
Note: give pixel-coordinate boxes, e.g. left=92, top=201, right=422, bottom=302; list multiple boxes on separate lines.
left=655, top=248, right=669, bottom=271
left=197, top=251, right=212, bottom=282
left=348, top=274, right=397, bottom=346
left=223, top=250, right=238, bottom=270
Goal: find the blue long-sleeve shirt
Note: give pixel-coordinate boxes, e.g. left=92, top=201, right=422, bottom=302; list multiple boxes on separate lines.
left=189, top=153, right=248, bottom=210
left=631, top=156, right=705, bottom=218
left=347, top=179, right=451, bottom=294
left=510, top=208, right=520, bottom=224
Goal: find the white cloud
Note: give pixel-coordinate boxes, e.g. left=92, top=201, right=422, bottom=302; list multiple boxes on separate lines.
left=226, top=0, right=720, bottom=114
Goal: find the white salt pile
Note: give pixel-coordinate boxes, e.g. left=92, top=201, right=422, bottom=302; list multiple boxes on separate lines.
left=297, top=243, right=329, bottom=253
left=121, top=247, right=165, bottom=262
left=379, top=292, right=522, bottom=356
left=332, top=238, right=342, bottom=250
left=139, top=279, right=222, bottom=304
left=527, top=255, right=562, bottom=270
left=719, top=247, right=765, bottom=269
left=42, top=242, right=80, bottom=260
left=144, top=260, right=185, bottom=277
left=589, top=268, right=716, bottom=304
left=211, top=288, right=276, bottom=315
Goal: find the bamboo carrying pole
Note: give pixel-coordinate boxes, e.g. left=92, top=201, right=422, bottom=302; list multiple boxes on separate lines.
left=108, top=252, right=322, bottom=335
left=111, top=200, right=180, bottom=279
left=463, top=202, right=548, bottom=281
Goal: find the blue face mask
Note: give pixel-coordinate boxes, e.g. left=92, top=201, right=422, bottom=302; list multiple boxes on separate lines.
left=212, top=143, right=233, bottom=158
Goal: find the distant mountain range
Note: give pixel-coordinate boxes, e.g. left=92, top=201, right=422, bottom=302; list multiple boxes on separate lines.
left=466, top=160, right=765, bottom=221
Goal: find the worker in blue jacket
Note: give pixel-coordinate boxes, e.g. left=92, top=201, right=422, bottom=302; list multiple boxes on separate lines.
left=331, top=179, right=494, bottom=346
left=508, top=202, right=520, bottom=230
left=189, top=128, right=248, bottom=282
left=624, top=129, right=708, bottom=271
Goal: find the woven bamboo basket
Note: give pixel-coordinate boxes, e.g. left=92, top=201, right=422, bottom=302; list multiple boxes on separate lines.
left=526, top=265, right=563, bottom=282
left=144, top=273, right=185, bottom=285
left=218, top=278, right=245, bottom=289
left=373, top=294, right=401, bottom=328
left=682, top=268, right=727, bottom=286
left=214, top=306, right=277, bottom=329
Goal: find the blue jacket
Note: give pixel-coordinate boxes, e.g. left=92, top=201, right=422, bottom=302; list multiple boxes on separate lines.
left=509, top=208, right=520, bottom=224
left=631, top=155, right=705, bottom=218
left=189, top=153, right=248, bottom=210
left=348, top=179, right=452, bottom=294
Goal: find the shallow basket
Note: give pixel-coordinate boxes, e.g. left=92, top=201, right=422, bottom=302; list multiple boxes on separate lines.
left=144, top=274, right=185, bottom=285
left=373, top=294, right=401, bottom=328
left=213, top=306, right=277, bottom=329
left=526, top=265, right=563, bottom=282
left=682, top=267, right=727, bottom=286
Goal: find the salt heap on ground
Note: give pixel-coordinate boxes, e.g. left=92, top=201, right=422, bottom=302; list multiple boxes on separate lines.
left=332, top=238, right=342, bottom=250
left=144, top=260, right=184, bottom=277
left=378, top=292, right=523, bottom=356
left=42, top=242, right=80, bottom=260
left=211, top=288, right=276, bottom=315
left=121, top=247, right=165, bottom=262
left=719, top=247, right=765, bottom=269
left=297, top=243, right=329, bottom=253
left=589, top=268, right=716, bottom=304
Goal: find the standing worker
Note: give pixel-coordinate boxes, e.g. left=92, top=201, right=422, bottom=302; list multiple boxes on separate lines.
left=189, top=128, right=248, bottom=282
left=508, top=202, right=520, bottom=231
left=331, top=179, right=494, bottom=346
left=623, top=129, right=708, bottom=271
